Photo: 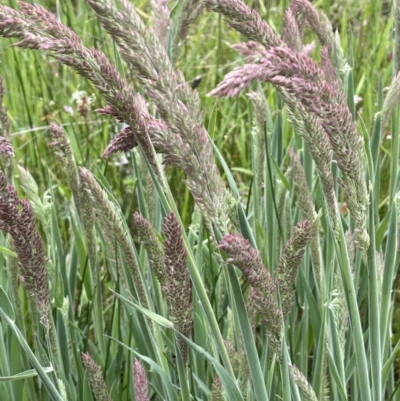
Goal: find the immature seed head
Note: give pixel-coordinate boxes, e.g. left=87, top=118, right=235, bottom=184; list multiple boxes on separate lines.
left=82, top=353, right=112, bottom=401
left=0, top=170, right=50, bottom=329
left=133, top=359, right=150, bottom=401
left=218, top=234, right=283, bottom=355
left=162, top=211, right=192, bottom=365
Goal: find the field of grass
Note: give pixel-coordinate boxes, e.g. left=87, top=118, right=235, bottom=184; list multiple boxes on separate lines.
left=0, top=0, right=393, bottom=209
left=0, top=0, right=399, bottom=400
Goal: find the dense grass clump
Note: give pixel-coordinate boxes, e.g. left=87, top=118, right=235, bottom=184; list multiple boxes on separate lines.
left=0, top=1, right=399, bottom=401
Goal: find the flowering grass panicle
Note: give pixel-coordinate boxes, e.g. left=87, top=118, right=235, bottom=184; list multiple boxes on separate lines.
left=0, top=170, right=50, bottom=328
left=225, top=302, right=253, bottom=397
left=81, top=353, right=112, bottom=401
left=276, top=220, right=311, bottom=320
left=167, top=0, right=205, bottom=62
left=49, top=123, right=80, bottom=209
left=289, top=364, right=319, bottom=401
left=0, top=2, right=160, bottom=171
left=288, top=151, right=315, bottom=223
left=162, top=211, right=192, bottom=365
left=0, top=136, right=13, bottom=158
left=150, top=0, right=170, bottom=45
left=101, top=125, right=138, bottom=158
left=210, top=43, right=368, bottom=250
left=282, top=8, right=303, bottom=52
left=332, top=266, right=349, bottom=352
left=80, top=167, right=148, bottom=309
left=207, top=0, right=340, bottom=237
left=247, top=91, right=267, bottom=198
left=133, top=211, right=166, bottom=286
left=133, top=359, right=151, bottom=401
left=208, top=45, right=324, bottom=98
left=290, top=0, right=345, bottom=81
left=0, top=1, right=232, bottom=235
left=345, top=229, right=356, bottom=269
left=320, top=46, right=338, bottom=84
left=382, top=71, right=400, bottom=129
left=85, top=0, right=230, bottom=234
left=79, top=168, right=97, bottom=271
left=218, top=234, right=283, bottom=354
left=0, top=78, right=13, bottom=183
left=205, top=0, right=283, bottom=48
left=224, top=339, right=240, bottom=377
left=289, top=150, right=321, bottom=280
left=0, top=79, right=11, bottom=156
left=211, top=377, right=224, bottom=401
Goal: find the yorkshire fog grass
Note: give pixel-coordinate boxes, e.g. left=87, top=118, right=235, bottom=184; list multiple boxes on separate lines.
left=0, top=0, right=399, bottom=401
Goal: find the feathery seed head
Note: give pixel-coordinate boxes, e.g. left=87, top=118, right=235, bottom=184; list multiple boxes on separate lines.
left=289, top=364, right=319, bottom=401
left=150, top=0, right=170, bottom=45
left=205, top=0, right=283, bottom=48
left=133, top=211, right=165, bottom=285
left=282, top=9, right=302, bottom=52
left=218, top=234, right=283, bottom=354
left=224, top=340, right=240, bottom=377
left=289, top=150, right=321, bottom=281
left=0, top=78, right=13, bottom=182
left=0, top=170, right=50, bottom=328
left=211, top=43, right=368, bottom=250
left=133, top=359, right=151, bottom=401
left=276, top=220, right=311, bottom=320
left=211, top=377, right=224, bottom=401
left=82, top=353, right=112, bottom=401
left=382, top=72, right=400, bottom=129
left=162, top=211, right=192, bottom=365
left=0, top=1, right=231, bottom=237
left=0, top=136, right=13, bottom=158
left=290, top=0, right=346, bottom=82
left=289, top=150, right=315, bottom=220
left=49, top=123, right=81, bottom=214
left=85, top=0, right=230, bottom=232
left=80, top=168, right=148, bottom=308
left=332, top=267, right=349, bottom=353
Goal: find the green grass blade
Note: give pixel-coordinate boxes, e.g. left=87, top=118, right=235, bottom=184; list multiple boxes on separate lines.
left=367, top=199, right=381, bottom=401
left=228, top=268, right=269, bottom=401
left=380, top=201, right=398, bottom=352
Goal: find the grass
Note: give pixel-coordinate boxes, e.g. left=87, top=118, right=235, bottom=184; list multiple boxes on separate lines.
left=0, top=1, right=393, bottom=205
left=0, top=0, right=399, bottom=401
